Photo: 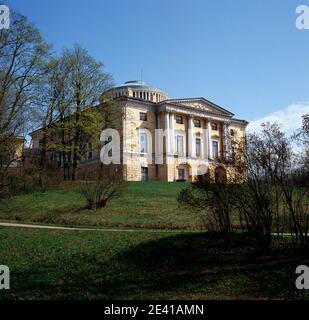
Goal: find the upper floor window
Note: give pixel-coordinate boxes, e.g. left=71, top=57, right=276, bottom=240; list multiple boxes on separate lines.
left=176, top=115, right=183, bottom=124
left=211, top=122, right=218, bottom=131
left=140, top=132, right=148, bottom=153
left=230, top=129, right=235, bottom=136
left=212, top=141, right=219, bottom=158
left=140, top=112, right=147, bottom=121
left=196, top=138, right=201, bottom=157
left=176, top=135, right=184, bottom=156
left=194, top=119, right=201, bottom=128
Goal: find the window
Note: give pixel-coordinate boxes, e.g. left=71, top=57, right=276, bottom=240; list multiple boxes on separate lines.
left=211, top=123, right=218, bottom=131
left=196, top=138, right=201, bottom=157
left=178, top=168, right=185, bottom=180
left=194, top=119, right=201, bottom=128
left=212, top=141, right=219, bottom=158
left=230, top=129, right=235, bottom=136
left=141, top=167, right=148, bottom=181
left=176, top=115, right=183, bottom=124
left=176, top=135, right=184, bottom=156
left=133, top=91, right=136, bottom=98
left=140, top=112, right=147, bottom=121
left=140, top=132, right=148, bottom=153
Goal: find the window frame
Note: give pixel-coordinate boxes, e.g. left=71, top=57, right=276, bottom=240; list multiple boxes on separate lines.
left=194, top=119, right=201, bottom=128
left=196, top=137, right=201, bottom=157
left=212, top=140, right=219, bottom=158
left=176, top=115, right=183, bottom=124
left=139, top=112, right=147, bottom=121
left=140, top=132, right=148, bottom=154
left=176, top=134, right=185, bottom=156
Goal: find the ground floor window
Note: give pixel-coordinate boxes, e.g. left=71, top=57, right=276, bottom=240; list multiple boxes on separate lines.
left=178, top=168, right=185, bottom=180
left=141, top=167, right=148, bottom=181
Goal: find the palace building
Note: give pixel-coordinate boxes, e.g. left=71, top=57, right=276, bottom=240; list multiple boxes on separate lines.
left=100, top=80, right=248, bottom=182
left=30, top=80, right=248, bottom=182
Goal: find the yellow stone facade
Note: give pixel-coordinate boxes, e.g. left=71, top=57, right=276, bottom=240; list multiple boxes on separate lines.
left=102, top=81, right=248, bottom=182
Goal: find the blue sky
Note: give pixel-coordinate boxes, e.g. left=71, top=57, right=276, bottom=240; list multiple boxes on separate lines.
left=5, top=0, right=309, bottom=132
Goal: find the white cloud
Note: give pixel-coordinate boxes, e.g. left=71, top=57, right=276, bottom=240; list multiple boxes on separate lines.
left=247, top=102, right=309, bottom=136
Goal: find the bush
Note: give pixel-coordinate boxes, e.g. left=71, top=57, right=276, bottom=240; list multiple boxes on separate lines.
left=79, top=167, right=125, bottom=210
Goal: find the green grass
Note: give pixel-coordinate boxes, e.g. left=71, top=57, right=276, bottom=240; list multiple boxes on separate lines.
left=1, top=227, right=308, bottom=300
left=0, top=182, right=199, bottom=229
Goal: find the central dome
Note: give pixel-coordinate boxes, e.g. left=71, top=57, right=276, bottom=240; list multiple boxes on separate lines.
left=102, top=80, right=169, bottom=102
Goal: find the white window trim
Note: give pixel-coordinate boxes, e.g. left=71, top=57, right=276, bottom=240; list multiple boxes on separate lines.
left=212, top=138, right=220, bottom=158
left=174, top=131, right=186, bottom=157
left=138, top=128, right=152, bottom=155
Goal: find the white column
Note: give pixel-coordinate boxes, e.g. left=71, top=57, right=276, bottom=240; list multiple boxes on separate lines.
left=165, top=112, right=170, bottom=154
left=203, top=119, right=208, bottom=160
left=223, top=122, right=230, bottom=160
left=188, top=116, right=194, bottom=158
left=155, top=112, right=163, bottom=164
left=170, top=112, right=175, bottom=154
left=208, top=120, right=213, bottom=158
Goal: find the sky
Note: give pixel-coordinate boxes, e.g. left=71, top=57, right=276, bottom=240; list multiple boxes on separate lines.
left=4, top=0, right=309, bottom=134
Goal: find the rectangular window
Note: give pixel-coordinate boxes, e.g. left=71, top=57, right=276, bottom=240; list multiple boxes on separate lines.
left=194, top=119, right=201, bottom=128
left=140, top=132, right=148, bottom=153
left=141, top=167, right=148, bottom=181
left=212, top=141, right=219, bottom=158
left=211, top=123, right=218, bottom=130
left=176, top=135, right=184, bottom=156
left=176, top=115, right=183, bottom=124
left=178, top=168, right=185, bottom=180
left=140, top=112, right=147, bottom=121
left=196, top=138, right=201, bottom=157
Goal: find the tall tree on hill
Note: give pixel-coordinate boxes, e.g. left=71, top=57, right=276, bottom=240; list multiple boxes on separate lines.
left=60, top=44, right=112, bottom=180
left=0, top=10, right=49, bottom=191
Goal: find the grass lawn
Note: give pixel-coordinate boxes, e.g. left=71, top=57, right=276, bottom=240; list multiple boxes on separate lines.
left=0, top=227, right=308, bottom=300
left=0, top=182, right=199, bottom=230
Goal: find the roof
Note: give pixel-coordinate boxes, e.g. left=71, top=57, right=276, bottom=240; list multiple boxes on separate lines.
left=163, top=97, right=235, bottom=117
left=102, top=80, right=168, bottom=95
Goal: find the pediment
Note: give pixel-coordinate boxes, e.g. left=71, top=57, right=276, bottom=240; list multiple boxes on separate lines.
left=165, top=98, right=234, bottom=117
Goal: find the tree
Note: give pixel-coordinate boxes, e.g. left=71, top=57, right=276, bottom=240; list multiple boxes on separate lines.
left=0, top=10, right=49, bottom=192
left=60, top=44, right=112, bottom=180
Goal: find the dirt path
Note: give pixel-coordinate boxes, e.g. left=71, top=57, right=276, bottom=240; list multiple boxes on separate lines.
left=0, top=221, right=191, bottom=233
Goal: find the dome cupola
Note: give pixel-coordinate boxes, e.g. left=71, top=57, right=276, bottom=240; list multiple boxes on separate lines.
left=102, top=80, right=169, bottom=102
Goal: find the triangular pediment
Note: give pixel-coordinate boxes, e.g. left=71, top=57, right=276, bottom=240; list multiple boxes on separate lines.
left=164, top=98, right=234, bottom=117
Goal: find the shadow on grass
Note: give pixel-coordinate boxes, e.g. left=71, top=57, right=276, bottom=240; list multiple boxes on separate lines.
left=5, top=232, right=309, bottom=300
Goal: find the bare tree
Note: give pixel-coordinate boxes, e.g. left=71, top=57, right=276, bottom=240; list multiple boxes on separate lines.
left=62, top=44, right=112, bottom=180
left=0, top=10, right=49, bottom=192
